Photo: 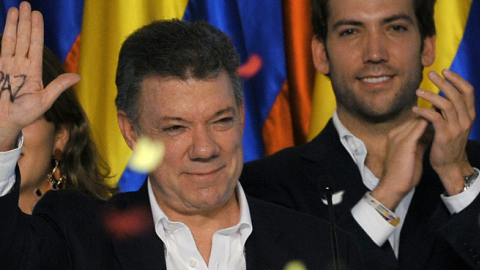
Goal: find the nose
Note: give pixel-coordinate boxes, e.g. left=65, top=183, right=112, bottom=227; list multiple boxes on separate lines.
left=362, top=30, right=388, bottom=64
left=189, top=126, right=220, bottom=161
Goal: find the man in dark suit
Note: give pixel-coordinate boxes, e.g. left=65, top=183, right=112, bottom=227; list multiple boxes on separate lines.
left=241, top=0, right=480, bottom=269
left=0, top=2, right=363, bottom=269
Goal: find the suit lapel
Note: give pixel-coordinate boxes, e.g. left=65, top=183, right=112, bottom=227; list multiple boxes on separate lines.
left=244, top=197, right=293, bottom=270
left=299, top=120, right=369, bottom=216
left=110, top=182, right=167, bottom=270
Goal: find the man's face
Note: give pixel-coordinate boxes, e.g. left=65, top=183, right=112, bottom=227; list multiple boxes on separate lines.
left=134, top=72, right=244, bottom=215
left=313, top=0, right=435, bottom=123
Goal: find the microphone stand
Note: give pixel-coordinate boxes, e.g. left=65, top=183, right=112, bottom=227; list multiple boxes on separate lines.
left=324, top=187, right=340, bottom=270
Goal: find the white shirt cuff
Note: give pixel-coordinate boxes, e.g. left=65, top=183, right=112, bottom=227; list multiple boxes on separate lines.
left=351, top=198, right=396, bottom=246
left=441, top=168, right=480, bottom=214
left=0, top=135, right=23, bottom=196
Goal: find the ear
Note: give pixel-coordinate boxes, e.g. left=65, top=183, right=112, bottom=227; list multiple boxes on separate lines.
left=421, top=35, right=436, bottom=67
left=53, top=125, right=69, bottom=160
left=117, top=110, right=138, bottom=150
left=311, top=37, right=330, bottom=75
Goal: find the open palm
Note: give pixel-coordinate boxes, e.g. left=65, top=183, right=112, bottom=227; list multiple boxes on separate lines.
left=0, top=2, right=80, bottom=143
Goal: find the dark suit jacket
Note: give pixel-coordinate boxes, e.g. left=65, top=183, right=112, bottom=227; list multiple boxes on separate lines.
left=0, top=170, right=364, bottom=270
left=240, top=119, right=480, bottom=270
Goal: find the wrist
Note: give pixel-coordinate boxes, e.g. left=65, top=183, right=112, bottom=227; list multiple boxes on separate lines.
left=437, top=164, right=474, bottom=196
left=0, top=131, right=21, bottom=152
left=371, top=184, right=408, bottom=211
left=363, top=192, right=400, bottom=226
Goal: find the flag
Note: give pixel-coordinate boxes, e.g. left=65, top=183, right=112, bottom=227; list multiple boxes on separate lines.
left=0, top=0, right=84, bottom=72
left=1, top=1, right=478, bottom=191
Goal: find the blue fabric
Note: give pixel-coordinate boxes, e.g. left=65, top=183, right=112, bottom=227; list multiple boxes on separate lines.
left=0, top=0, right=84, bottom=62
left=117, top=166, right=148, bottom=193
left=450, top=0, right=480, bottom=140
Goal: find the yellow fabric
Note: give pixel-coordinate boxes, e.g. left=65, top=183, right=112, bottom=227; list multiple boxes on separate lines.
left=77, top=0, right=189, bottom=184
left=308, top=0, right=473, bottom=140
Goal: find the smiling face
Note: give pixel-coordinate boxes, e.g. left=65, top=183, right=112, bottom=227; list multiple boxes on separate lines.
left=118, top=71, right=245, bottom=216
left=312, top=0, right=435, bottom=123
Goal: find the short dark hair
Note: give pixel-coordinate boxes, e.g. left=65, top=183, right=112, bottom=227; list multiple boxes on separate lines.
left=310, top=0, right=436, bottom=43
left=115, top=19, right=243, bottom=131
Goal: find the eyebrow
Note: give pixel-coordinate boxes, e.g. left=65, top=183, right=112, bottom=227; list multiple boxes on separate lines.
left=332, top=13, right=415, bottom=31
left=160, top=106, right=237, bottom=123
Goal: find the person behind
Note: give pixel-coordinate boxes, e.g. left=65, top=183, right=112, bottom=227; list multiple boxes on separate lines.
left=0, top=2, right=364, bottom=269
left=240, top=0, right=480, bottom=269
left=0, top=36, right=117, bottom=214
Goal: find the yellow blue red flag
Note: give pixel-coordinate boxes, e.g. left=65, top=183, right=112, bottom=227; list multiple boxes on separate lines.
left=0, top=0, right=478, bottom=191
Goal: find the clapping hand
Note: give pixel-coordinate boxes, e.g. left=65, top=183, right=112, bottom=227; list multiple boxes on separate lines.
left=413, top=70, right=475, bottom=195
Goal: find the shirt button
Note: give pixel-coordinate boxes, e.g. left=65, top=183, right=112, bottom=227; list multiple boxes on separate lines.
left=189, top=259, right=197, bottom=268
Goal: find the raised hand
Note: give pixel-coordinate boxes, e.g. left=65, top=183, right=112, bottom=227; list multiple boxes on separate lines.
left=413, top=70, right=475, bottom=195
left=0, top=2, right=80, bottom=151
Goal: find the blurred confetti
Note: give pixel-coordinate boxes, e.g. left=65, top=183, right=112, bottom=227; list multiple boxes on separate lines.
left=118, top=136, right=165, bottom=192
left=102, top=205, right=152, bottom=239
left=237, top=54, right=263, bottom=79
left=284, top=260, right=307, bottom=270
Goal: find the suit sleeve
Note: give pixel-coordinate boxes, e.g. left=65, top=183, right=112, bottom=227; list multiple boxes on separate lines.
left=0, top=167, right=70, bottom=269
left=434, top=191, right=480, bottom=268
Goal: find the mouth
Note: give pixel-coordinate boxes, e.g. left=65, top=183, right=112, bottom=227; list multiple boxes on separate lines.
left=360, top=75, right=392, bottom=84
left=186, top=167, right=223, bottom=176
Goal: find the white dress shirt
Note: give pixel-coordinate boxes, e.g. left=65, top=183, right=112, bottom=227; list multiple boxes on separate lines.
left=148, top=180, right=253, bottom=270
left=0, top=135, right=22, bottom=196
left=332, top=110, right=480, bottom=257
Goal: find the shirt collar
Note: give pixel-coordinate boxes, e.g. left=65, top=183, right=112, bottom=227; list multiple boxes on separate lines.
left=147, top=178, right=253, bottom=243
left=332, top=110, right=378, bottom=190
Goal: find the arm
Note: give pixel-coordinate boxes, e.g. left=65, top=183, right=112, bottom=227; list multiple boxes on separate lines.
left=0, top=2, right=79, bottom=268
left=414, top=70, right=475, bottom=195
left=413, top=70, right=480, bottom=268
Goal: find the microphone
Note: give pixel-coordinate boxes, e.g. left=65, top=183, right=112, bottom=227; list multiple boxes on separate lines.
left=324, top=186, right=340, bottom=270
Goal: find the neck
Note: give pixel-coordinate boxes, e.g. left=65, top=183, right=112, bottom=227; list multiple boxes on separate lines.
left=156, top=191, right=240, bottom=265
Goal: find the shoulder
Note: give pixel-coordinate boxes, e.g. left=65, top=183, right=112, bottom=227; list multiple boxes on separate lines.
left=246, top=196, right=362, bottom=269
left=242, top=119, right=340, bottom=175
left=247, top=195, right=335, bottom=236
left=35, top=188, right=104, bottom=213
left=33, top=189, right=106, bottom=240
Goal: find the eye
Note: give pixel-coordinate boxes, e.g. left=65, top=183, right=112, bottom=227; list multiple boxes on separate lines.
left=212, top=117, right=235, bottom=131
left=339, top=28, right=356, bottom=36
left=391, top=25, right=408, bottom=32
left=162, top=125, right=186, bottom=136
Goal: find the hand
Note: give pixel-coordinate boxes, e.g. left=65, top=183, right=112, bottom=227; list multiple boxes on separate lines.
left=413, top=70, right=475, bottom=195
left=371, top=117, right=429, bottom=210
left=0, top=2, right=80, bottom=151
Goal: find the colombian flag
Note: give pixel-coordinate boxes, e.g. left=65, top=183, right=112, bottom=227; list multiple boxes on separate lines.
left=0, top=1, right=479, bottom=191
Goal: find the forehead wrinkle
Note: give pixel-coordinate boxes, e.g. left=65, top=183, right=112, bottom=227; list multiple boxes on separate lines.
left=383, top=13, right=415, bottom=24
left=160, top=106, right=237, bottom=124
left=332, top=20, right=363, bottom=31
left=332, top=12, right=414, bottom=31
